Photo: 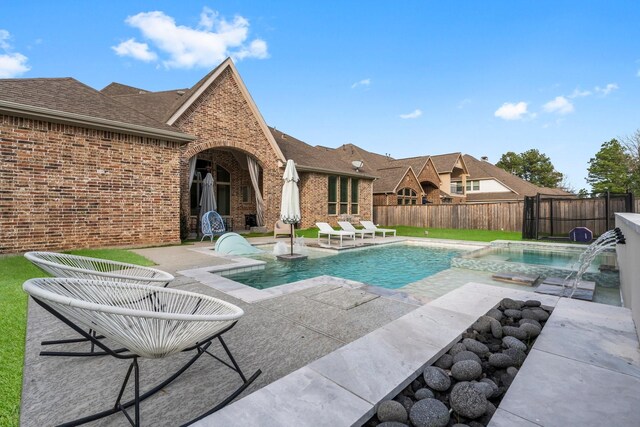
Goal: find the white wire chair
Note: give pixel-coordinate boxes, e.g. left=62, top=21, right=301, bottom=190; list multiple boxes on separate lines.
left=23, top=277, right=261, bottom=426
left=201, top=210, right=226, bottom=242
left=24, top=251, right=175, bottom=356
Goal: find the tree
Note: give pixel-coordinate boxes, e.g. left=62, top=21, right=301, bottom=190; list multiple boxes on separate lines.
left=586, top=139, right=632, bottom=195
left=620, top=129, right=640, bottom=195
left=496, top=149, right=564, bottom=188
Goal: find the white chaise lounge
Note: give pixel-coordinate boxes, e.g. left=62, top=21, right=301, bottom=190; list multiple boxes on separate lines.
left=360, top=220, right=397, bottom=238
left=337, top=221, right=375, bottom=239
left=316, top=222, right=355, bottom=247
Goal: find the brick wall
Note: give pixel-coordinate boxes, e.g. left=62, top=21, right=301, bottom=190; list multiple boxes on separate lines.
left=176, top=68, right=283, bottom=229
left=0, top=114, right=181, bottom=254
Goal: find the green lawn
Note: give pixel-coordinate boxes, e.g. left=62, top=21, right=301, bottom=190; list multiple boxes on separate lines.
left=0, top=249, right=154, bottom=427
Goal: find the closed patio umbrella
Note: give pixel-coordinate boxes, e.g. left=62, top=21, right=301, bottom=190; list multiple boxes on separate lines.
left=199, top=172, right=217, bottom=219
left=280, top=160, right=301, bottom=256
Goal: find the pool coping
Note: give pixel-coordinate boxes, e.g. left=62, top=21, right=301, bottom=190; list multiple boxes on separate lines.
left=192, top=282, right=640, bottom=427
left=178, top=238, right=483, bottom=303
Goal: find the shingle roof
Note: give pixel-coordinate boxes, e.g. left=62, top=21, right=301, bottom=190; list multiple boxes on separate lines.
left=100, top=82, right=148, bottom=96
left=106, top=89, right=190, bottom=122
left=464, top=154, right=573, bottom=198
left=373, top=166, right=414, bottom=193
left=0, top=77, right=181, bottom=134
left=431, top=153, right=464, bottom=173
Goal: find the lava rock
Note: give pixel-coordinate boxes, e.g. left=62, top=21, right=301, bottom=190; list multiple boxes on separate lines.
left=480, top=378, right=499, bottom=398
left=521, top=308, right=550, bottom=322
left=471, top=381, right=494, bottom=399
left=394, top=395, right=414, bottom=414
left=500, top=298, right=523, bottom=310
left=462, top=338, right=490, bottom=356
left=453, top=350, right=481, bottom=365
left=377, top=400, right=408, bottom=423
left=449, top=382, right=488, bottom=419
left=507, top=366, right=519, bottom=377
left=469, top=422, right=484, bottom=427
left=485, top=400, right=497, bottom=418
left=524, top=299, right=541, bottom=307
left=414, top=388, right=435, bottom=400
left=378, top=423, right=410, bottom=427
left=451, top=360, right=483, bottom=381
left=519, top=318, right=542, bottom=328
left=486, top=308, right=503, bottom=322
left=423, top=366, right=451, bottom=391
left=472, top=316, right=493, bottom=334
left=503, top=348, right=527, bottom=367
left=411, top=379, right=424, bottom=392
left=502, top=336, right=528, bottom=352
left=449, top=342, right=467, bottom=356
left=433, top=354, right=453, bottom=370
left=409, top=398, right=450, bottom=427
left=488, top=353, right=515, bottom=368
left=489, top=317, right=503, bottom=339
left=502, top=325, right=528, bottom=340
left=520, top=322, right=542, bottom=338
left=503, top=309, right=522, bottom=320
left=500, top=371, right=515, bottom=387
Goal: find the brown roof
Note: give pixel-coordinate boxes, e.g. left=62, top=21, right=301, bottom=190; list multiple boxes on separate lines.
left=107, top=89, right=190, bottom=122
left=270, top=128, right=377, bottom=178
left=373, top=166, right=414, bottom=193
left=431, top=152, right=464, bottom=173
left=463, top=154, right=573, bottom=198
left=0, top=77, right=181, bottom=134
left=100, top=82, right=149, bottom=96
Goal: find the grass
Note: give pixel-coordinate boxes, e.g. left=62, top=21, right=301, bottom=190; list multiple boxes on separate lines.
left=0, top=249, right=154, bottom=427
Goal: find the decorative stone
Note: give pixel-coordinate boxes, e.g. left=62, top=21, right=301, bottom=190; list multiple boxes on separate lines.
left=414, top=388, right=434, bottom=400
left=506, top=366, right=519, bottom=377
left=394, top=395, right=414, bottom=414
left=503, top=348, right=527, bottom=367
left=423, top=366, right=451, bottom=392
left=502, top=325, right=527, bottom=340
left=433, top=354, right=453, bottom=370
left=521, top=308, right=549, bottom=322
left=378, top=423, right=410, bottom=427
left=462, top=338, right=489, bottom=356
left=453, top=350, right=481, bottom=365
left=480, top=378, right=499, bottom=397
left=488, top=353, right=515, bottom=368
left=489, top=317, right=503, bottom=339
left=524, top=299, right=541, bottom=307
left=485, top=400, right=497, bottom=418
left=520, top=322, right=542, bottom=338
left=472, top=316, right=493, bottom=334
left=409, top=398, right=450, bottom=427
left=519, top=318, right=542, bottom=328
left=377, top=400, right=408, bottom=423
left=451, top=360, right=483, bottom=381
left=500, top=298, right=523, bottom=310
left=449, top=382, right=487, bottom=419
left=503, top=309, right=522, bottom=320
left=471, top=381, right=494, bottom=398
left=486, top=308, right=503, bottom=321
left=502, top=336, right=528, bottom=352
left=411, top=379, right=424, bottom=392
left=448, top=342, right=467, bottom=356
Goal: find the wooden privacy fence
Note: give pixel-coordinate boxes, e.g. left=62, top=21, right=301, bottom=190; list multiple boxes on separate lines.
left=373, top=202, right=524, bottom=232
left=374, top=196, right=638, bottom=236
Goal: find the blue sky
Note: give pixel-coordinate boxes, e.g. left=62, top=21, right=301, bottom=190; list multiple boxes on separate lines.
left=2, top=1, right=639, bottom=191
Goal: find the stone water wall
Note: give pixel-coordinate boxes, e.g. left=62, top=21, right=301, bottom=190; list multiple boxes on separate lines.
left=615, top=212, right=640, bottom=341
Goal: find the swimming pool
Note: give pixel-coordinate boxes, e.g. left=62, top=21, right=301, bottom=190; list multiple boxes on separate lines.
left=224, top=244, right=463, bottom=289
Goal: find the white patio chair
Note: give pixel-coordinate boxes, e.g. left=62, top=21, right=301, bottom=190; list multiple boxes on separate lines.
left=25, top=251, right=175, bottom=356
left=360, top=220, right=397, bottom=238
left=316, top=222, right=355, bottom=247
left=23, top=277, right=261, bottom=427
left=337, top=221, right=376, bottom=239
left=201, top=210, right=226, bottom=242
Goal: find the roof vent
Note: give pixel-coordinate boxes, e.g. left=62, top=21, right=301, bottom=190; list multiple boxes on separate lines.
left=281, top=133, right=287, bottom=139
left=352, top=160, right=364, bottom=172
left=176, top=90, right=186, bottom=95
left=481, top=156, right=489, bottom=162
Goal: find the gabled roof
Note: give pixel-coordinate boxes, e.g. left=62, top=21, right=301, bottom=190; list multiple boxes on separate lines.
left=0, top=78, right=191, bottom=141
left=106, top=89, right=190, bottom=122
left=373, top=166, right=420, bottom=193
left=101, top=82, right=149, bottom=96
left=431, top=152, right=467, bottom=173
left=463, top=154, right=572, bottom=197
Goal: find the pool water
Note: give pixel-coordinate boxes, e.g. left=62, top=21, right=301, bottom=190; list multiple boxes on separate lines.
left=225, top=244, right=463, bottom=289
left=474, top=248, right=600, bottom=272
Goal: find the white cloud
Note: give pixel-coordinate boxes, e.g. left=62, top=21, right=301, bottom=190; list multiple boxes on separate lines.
left=399, top=109, right=422, bottom=119
left=0, top=29, right=30, bottom=78
left=114, top=8, right=268, bottom=68
left=594, top=83, right=618, bottom=96
left=112, top=38, right=157, bottom=62
left=494, top=102, right=529, bottom=120
left=457, top=98, right=472, bottom=109
left=637, top=69, right=640, bottom=77
left=569, top=88, right=591, bottom=98
left=351, top=78, right=371, bottom=89
left=543, top=96, right=574, bottom=115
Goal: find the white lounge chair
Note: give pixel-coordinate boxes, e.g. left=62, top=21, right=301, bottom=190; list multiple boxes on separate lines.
left=23, top=277, right=261, bottom=426
left=274, top=219, right=292, bottom=238
left=337, top=221, right=375, bottom=239
left=316, top=222, right=355, bottom=247
left=360, top=220, right=397, bottom=238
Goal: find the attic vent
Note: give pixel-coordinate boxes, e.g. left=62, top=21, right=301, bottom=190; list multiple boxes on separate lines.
left=481, top=156, right=489, bottom=162
left=176, top=90, right=186, bottom=95
left=137, top=90, right=147, bottom=94
left=281, top=133, right=287, bottom=139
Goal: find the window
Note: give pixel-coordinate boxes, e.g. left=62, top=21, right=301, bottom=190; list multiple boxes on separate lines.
left=450, top=181, right=464, bottom=194
left=328, top=176, right=337, bottom=214
left=466, top=180, right=480, bottom=191
left=216, top=165, right=231, bottom=216
left=351, top=179, right=359, bottom=214
left=397, top=188, right=417, bottom=205
left=190, top=159, right=212, bottom=215
left=328, top=176, right=359, bottom=215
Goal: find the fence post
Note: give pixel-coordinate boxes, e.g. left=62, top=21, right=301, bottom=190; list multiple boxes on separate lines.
left=605, top=190, right=610, bottom=230
left=535, top=193, right=541, bottom=240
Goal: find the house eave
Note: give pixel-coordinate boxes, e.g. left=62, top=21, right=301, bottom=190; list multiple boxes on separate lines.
left=295, top=164, right=377, bottom=179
